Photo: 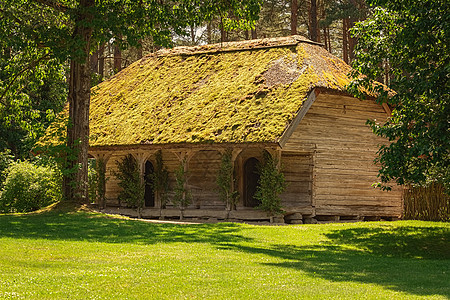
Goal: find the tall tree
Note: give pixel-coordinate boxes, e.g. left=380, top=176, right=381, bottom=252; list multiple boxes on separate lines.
left=291, top=0, right=298, bottom=35
left=2, top=0, right=262, bottom=203
left=349, top=0, right=449, bottom=191
left=309, top=0, right=319, bottom=41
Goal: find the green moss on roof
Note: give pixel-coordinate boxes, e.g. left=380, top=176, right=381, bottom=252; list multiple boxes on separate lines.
left=44, top=36, right=353, bottom=147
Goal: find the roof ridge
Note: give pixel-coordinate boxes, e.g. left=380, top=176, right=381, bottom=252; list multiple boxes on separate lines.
left=145, top=35, right=323, bottom=58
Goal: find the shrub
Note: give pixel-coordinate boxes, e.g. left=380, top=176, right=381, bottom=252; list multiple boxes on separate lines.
left=113, top=154, right=144, bottom=209
left=255, top=150, right=286, bottom=215
left=173, top=159, right=191, bottom=211
left=0, top=150, right=14, bottom=188
left=88, top=159, right=99, bottom=203
left=217, top=149, right=238, bottom=210
left=0, top=160, right=61, bottom=213
left=149, top=150, right=169, bottom=208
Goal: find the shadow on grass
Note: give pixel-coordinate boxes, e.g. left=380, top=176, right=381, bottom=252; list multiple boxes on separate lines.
left=0, top=210, right=249, bottom=245
left=221, top=224, right=450, bottom=298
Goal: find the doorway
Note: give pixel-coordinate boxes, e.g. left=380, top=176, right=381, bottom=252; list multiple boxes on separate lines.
left=243, top=157, right=261, bottom=207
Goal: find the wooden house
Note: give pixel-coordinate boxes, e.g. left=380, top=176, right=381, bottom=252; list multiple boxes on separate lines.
left=78, top=36, right=402, bottom=222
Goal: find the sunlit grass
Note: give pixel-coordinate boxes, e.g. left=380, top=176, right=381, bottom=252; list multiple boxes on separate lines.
left=0, top=208, right=448, bottom=299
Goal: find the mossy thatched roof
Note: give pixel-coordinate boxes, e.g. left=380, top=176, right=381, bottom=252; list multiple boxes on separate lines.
left=47, top=36, right=354, bottom=148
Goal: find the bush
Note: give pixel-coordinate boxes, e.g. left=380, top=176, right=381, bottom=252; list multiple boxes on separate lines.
left=0, top=160, right=61, bottom=213
left=0, top=150, right=14, bottom=188
left=88, top=158, right=107, bottom=207
left=255, top=151, right=286, bottom=215
left=113, top=154, right=144, bottom=209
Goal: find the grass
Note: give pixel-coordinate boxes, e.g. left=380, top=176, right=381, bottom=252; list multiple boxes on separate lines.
left=0, top=207, right=449, bottom=299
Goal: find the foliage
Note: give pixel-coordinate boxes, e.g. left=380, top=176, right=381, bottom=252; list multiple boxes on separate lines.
left=87, top=158, right=107, bottom=206
left=403, top=183, right=449, bottom=222
left=348, top=0, right=449, bottom=191
left=88, top=159, right=98, bottom=203
left=113, top=154, right=144, bottom=209
left=0, top=160, right=61, bottom=213
left=173, top=159, right=191, bottom=210
left=0, top=150, right=14, bottom=188
left=149, top=150, right=169, bottom=208
left=0, top=50, right=67, bottom=159
left=254, top=150, right=286, bottom=214
left=217, top=149, right=239, bottom=210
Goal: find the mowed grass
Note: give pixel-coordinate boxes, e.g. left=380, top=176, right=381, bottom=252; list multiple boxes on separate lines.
left=0, top=208, right=448, bottom=299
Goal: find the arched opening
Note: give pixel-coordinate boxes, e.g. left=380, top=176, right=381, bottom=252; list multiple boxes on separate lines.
left=244, top=157, right=261, bottom=208
left=144, top=160, right=155, bottom=207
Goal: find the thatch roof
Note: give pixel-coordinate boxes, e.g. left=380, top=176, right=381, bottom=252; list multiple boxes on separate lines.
left=46, top=36, right=353, bottom=148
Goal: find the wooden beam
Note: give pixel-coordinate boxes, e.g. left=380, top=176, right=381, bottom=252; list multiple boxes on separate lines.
left=382, top=103, right=392, bottom=115
left=278, top=88, right=318, bottom=148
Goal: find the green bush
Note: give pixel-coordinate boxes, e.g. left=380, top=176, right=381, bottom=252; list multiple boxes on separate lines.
left=113, top=154, right=144, bottom=209
left=0, top=150, right=14, bottom=188
left=0, top=160, right=61, bottom=213
left=255, top=150, right=286, bottom=215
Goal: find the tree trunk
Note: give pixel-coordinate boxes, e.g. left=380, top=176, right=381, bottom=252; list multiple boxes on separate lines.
left=251, top=28, right=257, bottom=39
left=90, top=44, right=98, bottom=74
left=348, top=18, right=356, bottom=63
left=220, top=17, right=228, bottom=43
left=207, top=21, right=212, bottom=44
left=190, top=25, right=195, bottom=44
left=98, top=42, right=105, bottom=80
left=327, top=27, right=332, bottom=52
left=137, top=40, right=143, bottom=59
left=343, top=18, right=349, bottom=63
left=63, top=0, right=94, bottom=204
left=291, top=0, right=298, bottom=35
left=309, top=0, right=318, bottom=42
left=114, top=41, right=122, bottom=73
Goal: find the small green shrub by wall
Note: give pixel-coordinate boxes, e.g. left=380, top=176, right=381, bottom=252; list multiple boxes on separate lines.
left=217, top=149, right=238, bottom=210
left=0, top=160, right=61, bottom=213
left=149, top=150, right=169, bottom=208
left=255, top=150, right=286, bottom=215
left=88, top=158, right=108, bottom=207
left=173, top=159, right=191, bottom=210
left=113, top=154, right=144, bottom=209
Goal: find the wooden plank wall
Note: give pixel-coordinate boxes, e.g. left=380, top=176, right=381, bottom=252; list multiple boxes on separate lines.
left=283, top=93, right=402, bottom=217
left=188, top=150, right=223, bottom=209
left=280, top=151, right=313, bottom=209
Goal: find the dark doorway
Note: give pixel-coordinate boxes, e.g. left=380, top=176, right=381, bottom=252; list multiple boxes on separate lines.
left=244, top=157, right=261, bottom=207
left=144, top=160, right=155, bottom=207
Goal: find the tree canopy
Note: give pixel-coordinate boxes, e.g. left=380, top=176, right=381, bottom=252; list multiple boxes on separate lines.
left=349, top=0, right=449, bottom=190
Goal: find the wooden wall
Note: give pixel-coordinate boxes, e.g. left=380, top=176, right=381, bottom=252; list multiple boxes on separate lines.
left=283, top=92, right=402, bottom=217
left=188, top=150, right=222, bottom=208
left=280, top=151, right=313, bottom=210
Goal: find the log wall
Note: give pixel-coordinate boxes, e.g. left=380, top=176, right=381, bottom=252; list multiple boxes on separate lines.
left=283, top=92, right=402, bottom=217
left=280, top=151, right=313, bottom=209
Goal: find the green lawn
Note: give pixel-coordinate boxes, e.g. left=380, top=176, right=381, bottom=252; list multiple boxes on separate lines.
left=0, top=208, right=448, bottom=299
